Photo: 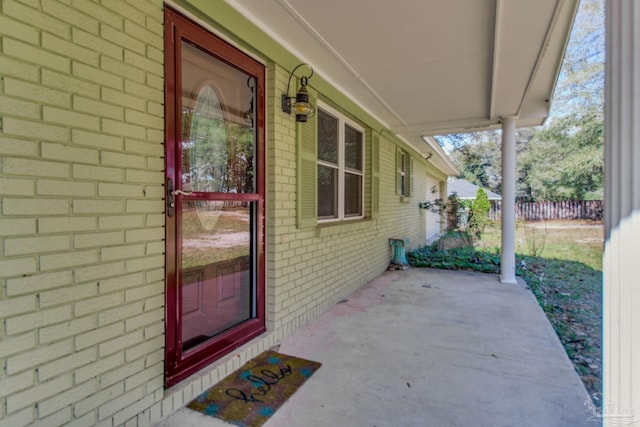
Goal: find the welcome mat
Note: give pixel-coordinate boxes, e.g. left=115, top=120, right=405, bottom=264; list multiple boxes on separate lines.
left=187, top=350, right=321, bottom=427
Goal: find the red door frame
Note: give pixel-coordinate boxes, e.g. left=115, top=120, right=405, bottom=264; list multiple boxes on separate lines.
left=164, top=7, right=266, bottom=387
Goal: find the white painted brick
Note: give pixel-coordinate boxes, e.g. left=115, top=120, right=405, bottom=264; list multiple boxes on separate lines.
left=124, top=19, right=161, bottom=49
left=74, top=292, right=124, bottom=318
left=39, top=315, right=97, bottom=345
left=0, top=56, right=39, bottom=82
left=125, top=108, right=163, bottom=130
left=101, top=151, right=146, bottom=169
left=126, top=200, right=163, bottom=214
left=145, top=240, right=164, bottom=255
left=97, top=272, right=145, bottom=294
left=125, top=169, right=163, bottom=184
left=98, top=358, right=144, bottom=389
left=124, top=79, right=162, bottom=103
left=98, top=301, right=143, bottom=326
left=75, top=322, right=124, bottom=351
left=0, top=14, right=39, bottom=44
left=124, top=363, right=164, bottom=391
left=3, top=38, right=69, bottom=73
left=0, top=95, right=41, bottom=119
left=74, top=382, right=123, bottom=417
left=41, top=0, right=99, bottom=34
left=74, top=261, right=125, bottom=283
left=143, top=323, right=163, bottom=342
left=42, top=33, right=99, bottom=67
left=0, top=407, right=34, bottom=427
left=145, top=268, right=164, bottom=284
left=2, top=198, right=69, bottom=216
left=0, top=177, right=35, bottom=196
left=124, top=50, right=163, bottom=76
left=74, top=231, right=124, bottom=249
left=2, top=117, right=69, bottom=143
left=30, top=406, right=72, bottom=427
left=38, top=380, right=98, bottom=418
left=0, top=257, right=37, bottom=278
left=40, top=249, right=98, bottom=271
left=72, top=129, right=123, bottom=151
left=0, top=333, right=35, bottom=359
left=38, top=217, right=96, bottom=234
left=3, top=157, right=69, bottom=178
left=98, top=330, right=143, bottom=358
left=125, top=139, right=163, bottom=156
left=72, top=27, right=123, bottom=60
left=125, top=335, right=163, bottom=362
left=3, top=0, right=70, bottom=37
left=100, top=57, right=146, bottom=87
left=102, top=0, right=145, bottom=26
left=6, top=271, right=72, bottom=296
left=42, top=69, right=100, bottom=99
left=0, top=370, right=34, bottom=399
left=5, top=306, right=71, bottom=336
left=38, top=347, right=96, bottom=382
left=6, top=374, right=72, bottom=414
left=73, top=164, right=124, bottom=182
left=100, top=24, right=145, bottom=55
left=43, top=142, right=100, bottom=164
left=73, top=0, right=123, bottom=30
left=113, top=394, right=155, bottom=426
left=0, top=218, right=36, bottom=237
left=102, top=118, right=147, bottom=139
left=0, top=136, right=39, bottom=157
left=98, top=183, right=144, bottom=198
left=73, top=95, right=124, bottom=120
left=98, top=215, right=144, bottom=230
left=39, top=283, right=98, bottom=308
left=97, top=385, right=144, bottom=421
left=125, top=228, right=163, bottom=243
left=0, top=295, right=36, bottom=318
left=6, top=339, right=73, bottom=376
left=75, top=351, right=124, bottom=384
left=73, top=199, right=125, bottom=214
left=147, top=101, right=163, bottom=117
left=146, top=128, right=164, bottom=143
left=37, top=180, right=95, bottom=197
left=124, top=283, right=160, bottom=303
left=65, top=411, right=97, bottom=427
left=4, top=77, right=70, bottom=108
left=125, top=255, right=163, bottom=273
left=101, top=244, right=145, bottom=262
left=125, top=308, right=162, bottom=332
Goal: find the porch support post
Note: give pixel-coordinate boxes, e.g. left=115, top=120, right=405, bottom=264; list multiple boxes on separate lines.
left=500, top=116, right=517, bottom=284
left=604, top=0, right=640, bottom=416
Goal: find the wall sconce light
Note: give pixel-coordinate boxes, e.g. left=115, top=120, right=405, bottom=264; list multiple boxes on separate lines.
left=281, top=63, right=314, bottom=123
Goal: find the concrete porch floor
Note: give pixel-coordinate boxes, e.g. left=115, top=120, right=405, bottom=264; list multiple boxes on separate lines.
left=157, top=268, right=594, bottom=427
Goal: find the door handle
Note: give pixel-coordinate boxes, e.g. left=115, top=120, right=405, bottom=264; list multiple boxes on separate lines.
left=172, top=190, right=194, bottom=196
left=167, top=178, right=175, bottom=217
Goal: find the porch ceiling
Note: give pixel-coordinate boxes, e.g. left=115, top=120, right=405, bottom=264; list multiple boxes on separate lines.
left=224, top=0, right=578, bottom=148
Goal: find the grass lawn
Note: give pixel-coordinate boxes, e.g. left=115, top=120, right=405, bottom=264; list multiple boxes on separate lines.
left=409, top=220, right=603, bottom=399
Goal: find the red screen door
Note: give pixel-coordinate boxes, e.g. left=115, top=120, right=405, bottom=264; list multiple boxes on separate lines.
left=164, top=9, right=265, bottom=386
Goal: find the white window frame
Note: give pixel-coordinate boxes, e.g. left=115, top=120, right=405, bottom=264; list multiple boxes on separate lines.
left=317, top=101, right=365, bottom=223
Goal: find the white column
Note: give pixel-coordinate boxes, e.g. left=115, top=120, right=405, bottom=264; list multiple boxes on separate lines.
left=500, top=116, right=517, bottom=284
left=604, top=0, right=640, bottom=417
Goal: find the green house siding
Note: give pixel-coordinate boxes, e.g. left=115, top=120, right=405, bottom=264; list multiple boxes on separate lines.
left=0, top=2, right=448, bottom=426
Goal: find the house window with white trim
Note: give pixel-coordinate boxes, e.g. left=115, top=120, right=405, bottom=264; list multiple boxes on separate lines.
left=317, top=103, right=364, bottom=221
left=397, top=148, right=412, bottom=197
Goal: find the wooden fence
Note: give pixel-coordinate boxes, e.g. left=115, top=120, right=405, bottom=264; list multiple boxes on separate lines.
left=489, top=200, right=603, bottom=221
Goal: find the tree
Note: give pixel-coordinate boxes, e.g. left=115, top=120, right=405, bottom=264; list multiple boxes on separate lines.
left=440, top=0, right=604, bottom=202
left=469, top=188, right=491, bottom=238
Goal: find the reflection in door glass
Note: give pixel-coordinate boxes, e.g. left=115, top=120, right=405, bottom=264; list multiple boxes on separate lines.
left=181, top=41, right=255, bottom=194
left=180, top=201, right=253, bottom=351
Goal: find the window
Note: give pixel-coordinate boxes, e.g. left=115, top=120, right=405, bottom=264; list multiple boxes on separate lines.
left=397, top=148, right=412, bottom=197
left=317, top=103, right=364, bottom=221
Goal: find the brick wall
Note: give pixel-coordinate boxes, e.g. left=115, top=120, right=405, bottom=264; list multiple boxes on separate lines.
left=0, top=3, right=445, bottom=426
left=0, top=1, right=165, bottom=426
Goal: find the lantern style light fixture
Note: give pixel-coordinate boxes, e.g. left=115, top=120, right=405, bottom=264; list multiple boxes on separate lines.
left=281, top=63, right=315, bottom=123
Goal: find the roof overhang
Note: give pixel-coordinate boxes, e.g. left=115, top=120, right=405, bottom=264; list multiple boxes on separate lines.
left=220, top=0, right=578, bottom=170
